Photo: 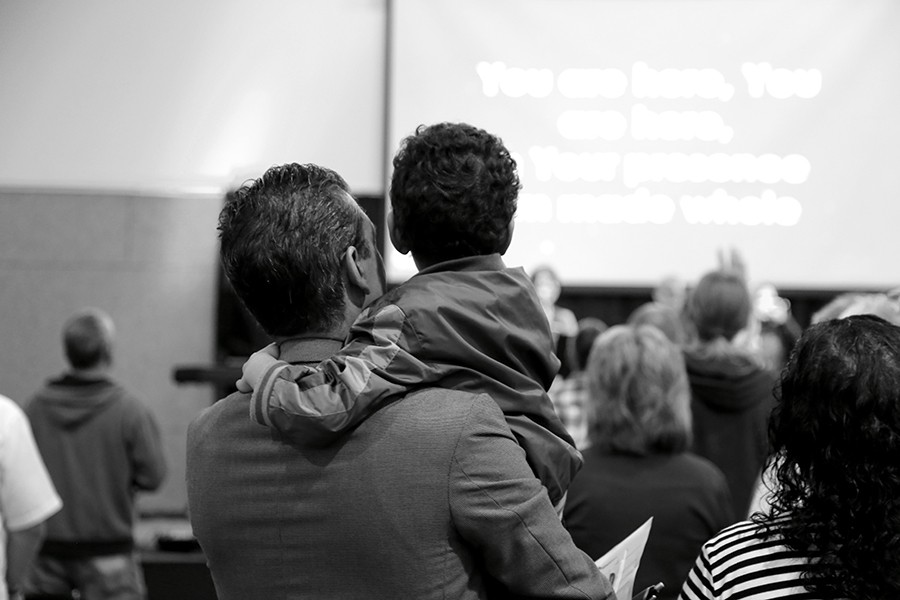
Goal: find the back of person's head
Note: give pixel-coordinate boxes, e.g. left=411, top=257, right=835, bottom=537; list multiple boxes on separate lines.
left=627, top=301, right=687, bottom=346
left=686, top=269, right=751, bottom=342
left=837, top=292, right=900, bottom=325
left=218, top=163, right=372, bottom=337
left=568, top=317, right=608, bottom=372
left=389, top=122, right=519, bottom=264
left=586, top=325, right=692, bottom=455
left=764, top=314, right=900, bottom=597
left=809, top=291, right=863, bottom=324
left=63, top=308, right=115, bottom=370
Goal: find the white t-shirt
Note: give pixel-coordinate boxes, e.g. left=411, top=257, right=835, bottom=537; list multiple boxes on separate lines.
left=0, top=394, right=62, bottom=600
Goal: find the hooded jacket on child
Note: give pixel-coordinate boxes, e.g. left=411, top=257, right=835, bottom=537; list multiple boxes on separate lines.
left=250, top=254, right=582, bottom=505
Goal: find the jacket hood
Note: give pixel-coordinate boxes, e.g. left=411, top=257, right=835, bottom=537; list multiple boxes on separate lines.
left=684, top=341, right=776, bottom=412
left=30, top=374, right=121, bottom=429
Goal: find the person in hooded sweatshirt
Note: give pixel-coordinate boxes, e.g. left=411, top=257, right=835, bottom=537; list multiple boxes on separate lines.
left=23, top=308, right=166, bottom=600
left=238, top=122, right=581, bottom=511
left=682, top=269, right=776, bottom=521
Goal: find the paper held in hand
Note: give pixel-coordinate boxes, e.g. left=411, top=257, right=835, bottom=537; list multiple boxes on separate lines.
left=594, top=517, right=653, bottom=600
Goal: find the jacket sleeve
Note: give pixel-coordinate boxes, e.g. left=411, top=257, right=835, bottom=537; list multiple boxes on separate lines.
left=250, top=304, right=441, bottom=446
left=127, top=401, right=167, bottom=491
left=449, top=395, right=616, bottom=599
left=506, top=412, right=583, bottom=508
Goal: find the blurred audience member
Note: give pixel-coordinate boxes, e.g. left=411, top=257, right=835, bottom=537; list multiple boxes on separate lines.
left=564, top=325, right=733, bottom=600
left=531, top=266, right=578, bottom=369
left=747, top=290, right=900, bottom=517
left=812, top=291, right=900, bottom=326
left=652, top=275, right=688, bottom=314
left=683, top=270, right=776, bottom=519
left=0, top=394, right=61, bottom=600
left=681, top=315, right=900, bottom=599
left=549, top=318, right=608, bottom=448
left=756, top=320, right=801, bottom=376
left=627, top=301, right=688, bottom=346
left=837, top=292, right=900, bottom=323
left=24, top=309, right=167, bottom=600
left=752, top=284, right=802, bottom=375
left=809, top=291, right=864, bottom=324
left=752, top=283, right=789, bottom=324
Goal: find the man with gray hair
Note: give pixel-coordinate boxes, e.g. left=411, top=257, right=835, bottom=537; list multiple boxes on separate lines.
left=24, top=308, right=167, bottom=599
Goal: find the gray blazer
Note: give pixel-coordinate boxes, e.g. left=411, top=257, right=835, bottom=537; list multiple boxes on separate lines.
left=186, top=339, right=613, bottom=600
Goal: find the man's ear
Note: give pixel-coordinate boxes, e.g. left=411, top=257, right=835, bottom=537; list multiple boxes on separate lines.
left=387, top=211, right=410, bottom=255
left=343, top=245, right=371, bottom=305
left=498, top=219, right=515, bottom=255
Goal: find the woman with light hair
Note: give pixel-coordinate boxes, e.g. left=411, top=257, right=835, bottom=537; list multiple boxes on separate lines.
left=563, top=325, right=733, bottom=600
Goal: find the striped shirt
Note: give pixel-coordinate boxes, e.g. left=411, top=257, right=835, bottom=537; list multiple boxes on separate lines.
left=678, top=519, right=827, bottom=600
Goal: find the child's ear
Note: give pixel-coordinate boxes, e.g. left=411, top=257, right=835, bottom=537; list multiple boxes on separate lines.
left=498, top=219, right=515, bottom=255
left=387, top=211, right=410, bottom=255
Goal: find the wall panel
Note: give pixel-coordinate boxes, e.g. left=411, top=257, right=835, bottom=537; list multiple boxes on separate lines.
left=0, top=189, right=221, bottom=512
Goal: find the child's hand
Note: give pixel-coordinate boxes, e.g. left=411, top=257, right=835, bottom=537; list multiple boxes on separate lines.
left=236, top=343, right=280, bottom=393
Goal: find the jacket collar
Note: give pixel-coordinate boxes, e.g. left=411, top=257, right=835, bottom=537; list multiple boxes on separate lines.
left=415, top=253, right=506, bottom=277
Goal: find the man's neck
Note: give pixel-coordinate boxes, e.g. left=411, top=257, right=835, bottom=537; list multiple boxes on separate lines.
left=273, top=336, right=345, bottom=365
left=68, top=365, right=110, bottom=379
left=273, top=329, right=346, bottom=345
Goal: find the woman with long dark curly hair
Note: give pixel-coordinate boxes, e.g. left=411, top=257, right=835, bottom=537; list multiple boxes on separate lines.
left=679, top=314, right=900, bottom=599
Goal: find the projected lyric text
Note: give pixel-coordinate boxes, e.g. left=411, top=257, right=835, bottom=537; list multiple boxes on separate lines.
left=476, top=61, right=822, bottom=227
